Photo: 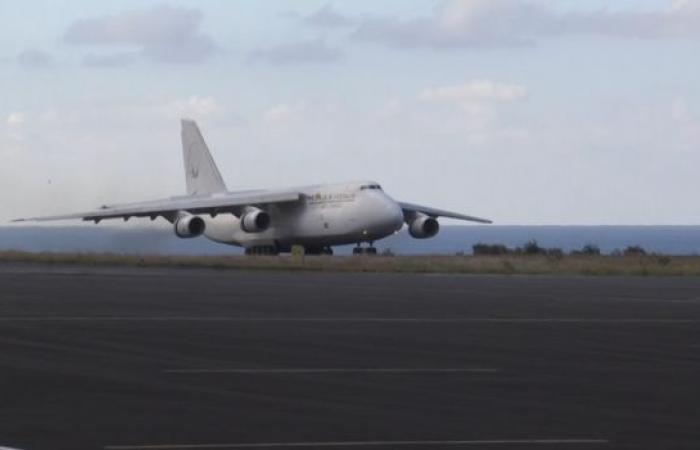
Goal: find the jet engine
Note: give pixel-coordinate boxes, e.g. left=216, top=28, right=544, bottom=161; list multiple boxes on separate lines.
left=174, top=214, right=206, bottom=238
left=240, top=207, right=271, bottom=233
left=408, top=214, right=440, bottom=239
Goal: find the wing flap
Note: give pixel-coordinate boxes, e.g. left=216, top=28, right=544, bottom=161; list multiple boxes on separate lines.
left=399, top=201, right=492, bottom=224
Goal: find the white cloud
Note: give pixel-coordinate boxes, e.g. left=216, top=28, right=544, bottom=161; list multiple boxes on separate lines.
left=82, top=52, right=137, bottom=68
left=64, top=5, right=218, bottom=64
left=249, top=39, right=343, bottom=65
left=262, top=102, right=308, bottom=123
left=16, top=49, right=52, bottom=68
left=339, top=0, right=700, bottom=49
left=304, top=5, right=355, bottom=28
left=420, top=80, right=528, bottom=109
left=162, top=96, right=223, bottom=120
left=6, top=112, right=26, bottom=127
left=374, top=99, right=403, bottom=119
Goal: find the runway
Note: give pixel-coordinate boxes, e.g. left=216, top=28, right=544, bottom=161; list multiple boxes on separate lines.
left=0, top=266, right=699, bottom=449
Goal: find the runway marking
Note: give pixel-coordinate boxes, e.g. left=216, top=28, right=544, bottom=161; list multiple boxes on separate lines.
left=163, top=368, right=500, bottom=374
left=0, top=316, right=697, bottom=324
left=104, top=439, right=610, bottom=449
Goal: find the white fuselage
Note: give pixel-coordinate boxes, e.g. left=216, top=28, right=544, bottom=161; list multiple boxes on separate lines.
left=203, top=181, right=405, bottom=250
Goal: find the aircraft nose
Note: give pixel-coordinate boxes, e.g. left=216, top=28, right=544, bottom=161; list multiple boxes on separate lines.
left=377, top=194, right=404, bottom=233
left=389, top=198, right=404, bottom=230
left=355, top=192, right=405, bottom=241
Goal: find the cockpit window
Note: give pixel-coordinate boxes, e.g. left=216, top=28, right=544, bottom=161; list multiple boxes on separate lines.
left=360, top=184, right=382, bottom=191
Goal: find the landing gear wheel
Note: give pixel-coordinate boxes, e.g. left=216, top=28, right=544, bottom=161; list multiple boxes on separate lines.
left=245, top=245, right=279, bottom=256
left=353, top=245, right=377, bottom=255
left=306, top=246, right=335, bottom=256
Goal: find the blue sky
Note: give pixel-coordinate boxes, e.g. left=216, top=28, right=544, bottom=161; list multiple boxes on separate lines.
left=2, top=0, right=700, bottom=225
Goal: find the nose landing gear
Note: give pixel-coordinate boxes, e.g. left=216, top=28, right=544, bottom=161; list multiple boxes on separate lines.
left=353, top=242, right=378, bottom=255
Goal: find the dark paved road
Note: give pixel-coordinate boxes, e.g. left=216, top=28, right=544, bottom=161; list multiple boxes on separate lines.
left=0, top=266, right=699, bottom=450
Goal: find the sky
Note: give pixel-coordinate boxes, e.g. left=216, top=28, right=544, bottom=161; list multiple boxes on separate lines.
left=1, top=0, right=699, bottom=225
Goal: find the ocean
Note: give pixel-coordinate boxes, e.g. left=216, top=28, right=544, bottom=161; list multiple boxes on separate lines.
left=3, top=225, right=700, bottom=256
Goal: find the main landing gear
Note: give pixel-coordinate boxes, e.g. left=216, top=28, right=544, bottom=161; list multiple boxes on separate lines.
left=353, top=242, right=377, bottom=255
left=304, top=246, right=334, bottom=256
left=245, top=245, right=279, bottom=256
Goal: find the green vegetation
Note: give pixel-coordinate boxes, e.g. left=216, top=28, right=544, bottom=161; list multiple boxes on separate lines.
left=474, top=241, right=583, bottom=257
left=473, top=242, right=654, bottom=259
left=2, top=250, right=700, bottom=276
left=572, top=244, right=601, bottom=256
left=623, top=245, right=647, bottom=257
left=472, top=243, right=510, bottom=256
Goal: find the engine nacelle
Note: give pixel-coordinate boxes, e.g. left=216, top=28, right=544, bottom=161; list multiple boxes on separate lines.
left=408, top=214, right=440, bottom=239
left=174, top=214, right=206, bottom=238
left=240, top=207, right=271, bottom=233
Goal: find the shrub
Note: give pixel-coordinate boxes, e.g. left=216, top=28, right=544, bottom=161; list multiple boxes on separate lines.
left=571, top=244, right=601, bottom=256
left=381, top=248, right=395, bottom=257
left=473, top=243, right=510, bottom=256
left=546, top=248, right=564, bottom=258
left=624, top=246, right=647, bottom=257
left=522, top=240, right=546, bottom=256
left=657, top=256, right=671, bottom=267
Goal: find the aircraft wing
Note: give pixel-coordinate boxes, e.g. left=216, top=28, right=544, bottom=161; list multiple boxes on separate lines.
left=399, top=202, right=492, bottom=224
left=13, top=190, right=302, bottom=223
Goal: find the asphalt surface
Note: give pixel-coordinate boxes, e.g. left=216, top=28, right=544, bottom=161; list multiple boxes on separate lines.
left=1, top=265, right=699, bottom=450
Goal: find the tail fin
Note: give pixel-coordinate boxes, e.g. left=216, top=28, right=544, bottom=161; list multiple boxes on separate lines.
left=181, top=119, right=227, bottom=195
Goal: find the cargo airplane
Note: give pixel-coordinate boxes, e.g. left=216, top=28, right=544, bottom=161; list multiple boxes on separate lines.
left=14, top=120, right=491, bottom=255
